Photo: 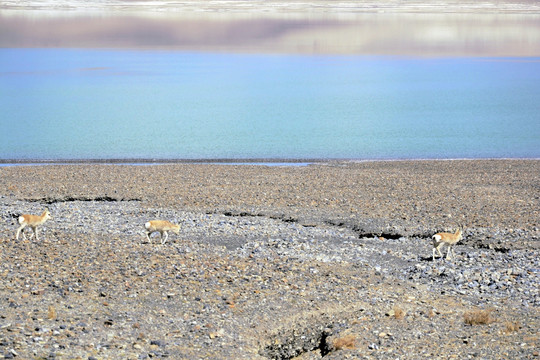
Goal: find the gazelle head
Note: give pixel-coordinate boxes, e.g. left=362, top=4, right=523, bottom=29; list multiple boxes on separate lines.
left=456, top=222, right=465, bottom=237
left=43, top=208, right=52, bottom=220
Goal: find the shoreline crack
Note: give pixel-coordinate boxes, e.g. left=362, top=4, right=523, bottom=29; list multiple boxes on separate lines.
left=27, top=196, right=141, bottom=204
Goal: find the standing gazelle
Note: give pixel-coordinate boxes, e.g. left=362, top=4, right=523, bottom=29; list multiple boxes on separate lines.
left=145, top=220, right=180, bottom=244
left=432, top=225, right=463, bottom=260
left=16, top=209, right=52, bottom=241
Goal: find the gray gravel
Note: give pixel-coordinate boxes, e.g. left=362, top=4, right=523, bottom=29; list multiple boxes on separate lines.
left=0, top=160, right=538, bottom=359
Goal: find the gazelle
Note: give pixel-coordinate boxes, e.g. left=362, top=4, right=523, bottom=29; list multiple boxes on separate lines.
left=16, top=209, right=52, bottom=241
left=144, top=220, right=180, bottom=245
left=432, top=226, right=463, bottom=260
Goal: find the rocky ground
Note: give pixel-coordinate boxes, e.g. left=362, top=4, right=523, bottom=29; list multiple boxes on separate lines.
left=0, top=160, right=538, bottom=359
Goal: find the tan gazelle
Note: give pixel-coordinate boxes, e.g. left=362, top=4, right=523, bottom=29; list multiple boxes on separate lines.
left=432, top=226, right=463, bottom=260
left=145, top=220, right=180, bottom=244
left=16, top=208, right=52, bottom=241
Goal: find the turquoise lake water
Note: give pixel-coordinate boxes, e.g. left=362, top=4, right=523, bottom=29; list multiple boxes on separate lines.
left=1, top=49, right=539, bottom=160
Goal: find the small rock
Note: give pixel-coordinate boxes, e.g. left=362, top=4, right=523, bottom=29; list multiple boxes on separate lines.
left=150, top=340, right=165, bottom=347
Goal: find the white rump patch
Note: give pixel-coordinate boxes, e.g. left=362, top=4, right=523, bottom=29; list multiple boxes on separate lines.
left=145, top=222, right=151, bottom=229
left=433, top=234, right=442, bottom=241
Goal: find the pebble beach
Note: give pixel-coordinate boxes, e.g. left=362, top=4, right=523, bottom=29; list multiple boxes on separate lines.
left=0, top=160, right=539, bottom=359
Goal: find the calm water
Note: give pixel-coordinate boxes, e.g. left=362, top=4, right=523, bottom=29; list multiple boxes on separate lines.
left=1, top=49, right=539, bottom=160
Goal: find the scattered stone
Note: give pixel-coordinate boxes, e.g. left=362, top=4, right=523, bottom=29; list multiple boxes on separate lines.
left=0, top=160, right=538, bottom=359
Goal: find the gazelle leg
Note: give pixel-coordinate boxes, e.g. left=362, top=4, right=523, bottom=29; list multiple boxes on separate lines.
left=16, top=224, right=26, bottom=240
left=146, top=231, right=152, bottom=243
left=29, top=226, right=36, bottom=240
left=447, top=245, right=454, bottom=259
left=435, top=245, right=443, bottom=259
left=161, top=231, right=168, bottom=245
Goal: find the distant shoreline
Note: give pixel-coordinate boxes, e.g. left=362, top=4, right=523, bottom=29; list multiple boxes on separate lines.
left=0, top=158, right=321, bottom=165
left=2, top=1, right=540, bottom=56
left=2, top=0, right=539, bottom=15
left=1, top=157, right=539, bottom=167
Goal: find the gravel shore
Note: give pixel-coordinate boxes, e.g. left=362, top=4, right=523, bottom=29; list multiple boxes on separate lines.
left=0, top=160, right=538, bottom=359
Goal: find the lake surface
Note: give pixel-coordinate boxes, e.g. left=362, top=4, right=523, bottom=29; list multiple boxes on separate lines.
left=1, top=49, right=539, bottom=161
